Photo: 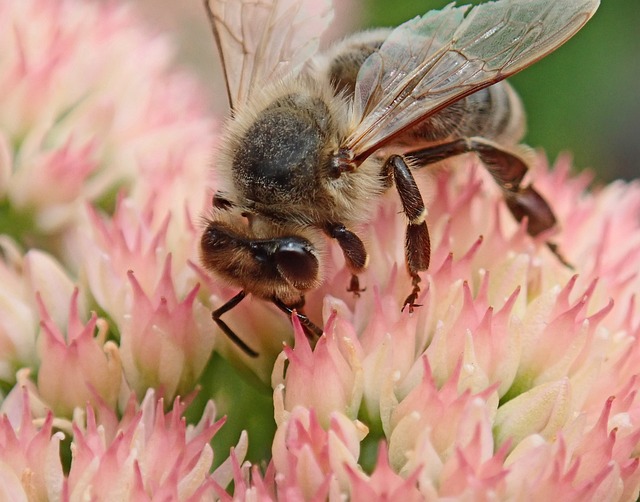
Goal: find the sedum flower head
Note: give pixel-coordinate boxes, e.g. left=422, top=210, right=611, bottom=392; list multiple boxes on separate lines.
left=36, top=288, right=121, bottom=417
left=0, top=0, right=638, bottom=499
left=268, top=158, right=640, bottom=499
left=0, top=0, right=213, bottom=240
left=0, top=388, right=245, bottom=501
left=64, top=390, right=237, bottom=501
left=0, top=239, right=80, bottom=387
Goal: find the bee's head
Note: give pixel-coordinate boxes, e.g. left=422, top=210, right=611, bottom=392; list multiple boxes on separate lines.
left=200, top=212, right=322, bottom=304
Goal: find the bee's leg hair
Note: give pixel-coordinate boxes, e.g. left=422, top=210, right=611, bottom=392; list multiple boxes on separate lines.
left=212, top=290, right=259, bottom=358
left=272, top=297, right=324, bottom=341
left=384, top=155, right=431, bottom=312
left=325, top=222, right=368, bottom=296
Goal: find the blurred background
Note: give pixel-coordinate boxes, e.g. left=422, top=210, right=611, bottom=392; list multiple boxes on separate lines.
left=133, top=0, right=638, bottom=182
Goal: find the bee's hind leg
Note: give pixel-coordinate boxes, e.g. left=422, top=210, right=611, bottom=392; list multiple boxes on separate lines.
left=405, top=137, right=570, bottom=267
left=383, top=155, right=431, bottom=312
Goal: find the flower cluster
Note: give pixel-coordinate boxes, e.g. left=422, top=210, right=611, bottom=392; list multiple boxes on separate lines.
left=0, top=0, right=212, bottom=239
left=1, top=0, right=639, bottom=500
left=260, top=157, right=640, bottom=499
left=0, top=0, right=238, bottom=497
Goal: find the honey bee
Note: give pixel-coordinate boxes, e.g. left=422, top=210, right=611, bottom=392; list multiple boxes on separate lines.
left=200, top=0, right=600, bottom=357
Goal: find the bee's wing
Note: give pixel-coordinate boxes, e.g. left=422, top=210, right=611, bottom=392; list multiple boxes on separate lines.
left=345, top=0, right=599, bottom=160
left=204, top=0, right=333, bottom=111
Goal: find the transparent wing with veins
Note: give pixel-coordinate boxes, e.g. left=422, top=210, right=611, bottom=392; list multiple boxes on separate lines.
left=204, top=0, right=333, bottom=111
left=345, top=0, right=600, bottom=160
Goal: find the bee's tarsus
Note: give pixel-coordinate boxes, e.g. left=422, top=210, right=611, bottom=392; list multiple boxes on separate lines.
left=401, top=273, right=423, bottom=313
left=272, top=297, right=323, bottom=341
left=347, top=274, right=366, bottom=297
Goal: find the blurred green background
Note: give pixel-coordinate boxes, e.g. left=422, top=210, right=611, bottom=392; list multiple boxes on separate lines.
left=364, top=0, right=640, bottom=181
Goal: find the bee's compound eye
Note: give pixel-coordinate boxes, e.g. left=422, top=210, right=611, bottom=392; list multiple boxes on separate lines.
left=275, top=239, right=319, bottom=291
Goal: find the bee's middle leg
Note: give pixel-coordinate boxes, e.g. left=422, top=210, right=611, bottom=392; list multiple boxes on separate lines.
left=384, top=155, right=431, bottom=312
left=325, top=222, right=368, bottom=296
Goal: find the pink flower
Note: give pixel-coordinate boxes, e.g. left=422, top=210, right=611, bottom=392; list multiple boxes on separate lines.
left=75, top=197, right=199, bottom=323
left=67, top=197, right=216, bottom=402
left=504, top=398, right=640, bottom=500
left=273, top=315, right=363, bottom=424
left=0, top=388, right=64, bottom=501
left=66, top=390, right=241, bottom=500
left=0, top=0, right=214, bottom=237
left=347, top=443, right=423, bottom=502
left=1, top=387, right=244, bottom=500
left=388, top=358, right=498, bottom=467
left=119, top=257, right=213, bottom=401
left=0, top=241, right=39, bottom=385
left=271, top=406, right=365, bottom=498
left=36, top=288, right=121, bottom=418
left=0, top=243, right=79, bottom=386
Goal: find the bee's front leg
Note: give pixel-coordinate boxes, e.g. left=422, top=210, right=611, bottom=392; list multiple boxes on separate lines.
left=272, top=296, right=323, bottom=341
left=212, top=290, right=260, bottom=358
left=384, top=155, right=431, bottom=312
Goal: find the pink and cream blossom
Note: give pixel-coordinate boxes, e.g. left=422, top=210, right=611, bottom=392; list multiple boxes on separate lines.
left=65, top=390, right=241, bottom=500
left=0, top=241, right=79, bottom=386
left=0, top=0, right=213, bottom=239
left=0, top=0, right=638, bottom=499
left=119, top=258, right=213, bottom=402
left=36, top=288, right=121, bottom=417
left=0, top=389, right=64, bottom=501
